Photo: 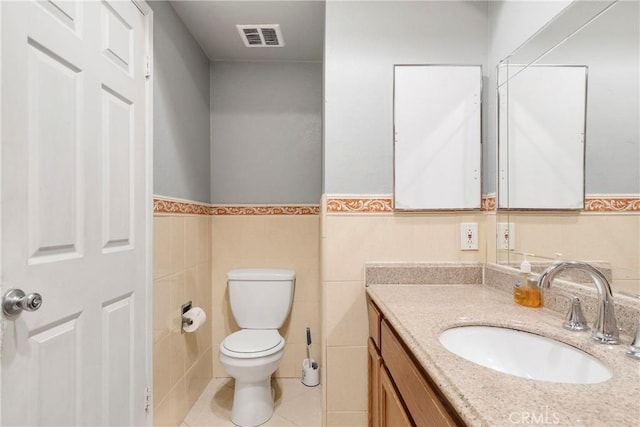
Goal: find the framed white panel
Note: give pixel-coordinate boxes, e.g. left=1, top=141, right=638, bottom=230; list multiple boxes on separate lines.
left=36, top=1, right=82, bottom=35
left=498, top=65, right=587, bottom=209
left=27, top=39, right=83, bottom=263
left=101, top=1, right=133, bottom=75
left=28, top=317, right=81, bottom=426
left=102, top=295, right=134, bottom=426
left=393, top=65, right=482, bottom=210
left=101, top=85, right=133, bottom=252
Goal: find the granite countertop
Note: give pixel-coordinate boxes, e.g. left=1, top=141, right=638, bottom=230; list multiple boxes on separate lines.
left=367, top=284, right=640, bottom=426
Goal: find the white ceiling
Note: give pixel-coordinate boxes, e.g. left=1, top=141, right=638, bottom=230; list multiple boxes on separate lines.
left=170, top=1, right=325, bottom=62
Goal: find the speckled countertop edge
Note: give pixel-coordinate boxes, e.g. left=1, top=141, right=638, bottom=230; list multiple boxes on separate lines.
left=367, top=284, right=640, bottom=427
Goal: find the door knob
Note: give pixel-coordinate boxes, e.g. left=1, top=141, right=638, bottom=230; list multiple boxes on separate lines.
left=2, top=289, right=43, bottom=317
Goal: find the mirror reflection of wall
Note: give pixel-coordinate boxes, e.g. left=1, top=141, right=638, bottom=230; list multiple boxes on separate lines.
left=498, top=65, right=587, bottom=209
left=496, top=0, right=639, bottom=295
left=521, top=1, right=638, bottom=195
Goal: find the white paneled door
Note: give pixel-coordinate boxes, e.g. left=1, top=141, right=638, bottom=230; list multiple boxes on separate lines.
left=1, top=1, right=151, bottom=426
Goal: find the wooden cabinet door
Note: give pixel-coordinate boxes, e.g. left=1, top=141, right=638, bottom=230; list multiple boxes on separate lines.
left=367, top=298, right=382, bottom=348
left=381, top=321, right=458, bottom=426
left=379, top=366, right=413, bottom=427
left=368, top=338, right=382, bottom=427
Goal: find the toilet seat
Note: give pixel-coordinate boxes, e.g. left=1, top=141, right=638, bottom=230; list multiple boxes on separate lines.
left=220, top=329, right=284, bottom=359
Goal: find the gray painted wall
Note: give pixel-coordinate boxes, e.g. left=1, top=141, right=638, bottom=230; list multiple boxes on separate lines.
left=210, top=62, right=322, bottom=204
left=323, top=1, right=489, bottom=195
left=150, top=1, right=211, bottom=203
left=150, top=0, right=631, bottom=201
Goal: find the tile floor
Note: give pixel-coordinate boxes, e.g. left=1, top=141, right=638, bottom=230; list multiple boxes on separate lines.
left=182, top=378, right=322, bottom=427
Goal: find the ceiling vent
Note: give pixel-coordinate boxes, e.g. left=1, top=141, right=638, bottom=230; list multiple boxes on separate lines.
left=236, top=24, right=285, bottom=47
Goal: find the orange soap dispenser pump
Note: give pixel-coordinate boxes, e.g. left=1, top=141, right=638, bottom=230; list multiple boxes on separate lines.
left=513, top=254, right=542, bottom=308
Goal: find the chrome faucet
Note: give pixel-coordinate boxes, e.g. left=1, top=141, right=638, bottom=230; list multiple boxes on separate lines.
left=627, top=318, right=640, bottom=359
left=538, top=261, right=619, bottom=345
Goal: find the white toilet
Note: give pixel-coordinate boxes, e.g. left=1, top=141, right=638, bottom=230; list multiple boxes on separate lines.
left=219, top=268, right=295, bottom=427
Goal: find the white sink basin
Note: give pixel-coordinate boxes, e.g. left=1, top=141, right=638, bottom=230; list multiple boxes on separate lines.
left=439, top=326, right=611, bottom=384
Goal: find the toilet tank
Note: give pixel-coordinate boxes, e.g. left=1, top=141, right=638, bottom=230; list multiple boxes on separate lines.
left=227, top=268, right=295, bottom=329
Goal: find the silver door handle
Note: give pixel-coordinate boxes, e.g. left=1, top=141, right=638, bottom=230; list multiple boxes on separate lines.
left=2, top=289, right=43, bottom=317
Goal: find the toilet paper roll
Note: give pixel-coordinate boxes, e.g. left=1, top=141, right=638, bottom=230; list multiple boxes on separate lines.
left=182, top=307, right=206, bottom=333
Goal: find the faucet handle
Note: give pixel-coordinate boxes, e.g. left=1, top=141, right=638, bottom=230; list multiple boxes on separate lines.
left=626, top=318, right=640, bottom=360
left=562, top=296, right=589, bottom=332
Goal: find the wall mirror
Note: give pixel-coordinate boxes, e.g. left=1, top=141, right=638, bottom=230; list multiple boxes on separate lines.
left=498, top=64, right=587, bottom=209
left=393, top=65, right=482, bottom=210
left=496, top=0, right=639, bottom=295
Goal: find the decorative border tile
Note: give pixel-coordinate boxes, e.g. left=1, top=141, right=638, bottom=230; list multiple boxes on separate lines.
left=325, top=195, right=496, bottom=213
left=326, top=197, right=393, bottom=213
left=154, top=197, right=319, bottom=216
left=212, top=205, right=320, bottom=215
left=475, top=194, right=638, bottom=213
left=481, top=194, right=496, bottom=212
left=154, top=195, right=639, bottom=215
left=584, top=196, right=640, bottom=212
left=154, top=197, right=213, bottom=215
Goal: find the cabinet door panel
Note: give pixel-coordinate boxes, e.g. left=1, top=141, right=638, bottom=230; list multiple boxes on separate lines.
left=368, top=298, right=382, bottom=348
left=380, top=366, right=413, bottom=427
left=368, top=338, right=382, bottom=427
left=382, top=321, right=457, bottom=426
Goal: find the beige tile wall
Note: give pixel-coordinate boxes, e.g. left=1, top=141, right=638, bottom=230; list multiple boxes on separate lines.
left=321, top=210, right=488, bottom=426
left=497, top=212, right=640, bottom=294
left=153, top=214, right=213, bottom=426
left=211, top=214, right=321, bottom=379
left=150, top=201, right=637, bottom=426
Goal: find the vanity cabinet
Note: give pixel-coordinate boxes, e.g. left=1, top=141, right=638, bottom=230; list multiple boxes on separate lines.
left=367, top=297, right=463, bottom=427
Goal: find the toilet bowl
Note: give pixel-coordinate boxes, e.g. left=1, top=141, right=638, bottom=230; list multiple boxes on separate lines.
left=218, top=269, right=295, bottom=427
left=219, top=330, right=286, bottom=426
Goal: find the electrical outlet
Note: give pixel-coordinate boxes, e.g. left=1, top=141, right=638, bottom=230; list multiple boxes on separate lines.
left=497, top=222, right=516, bottom=250
left=460, top=223, right=478, bottom=250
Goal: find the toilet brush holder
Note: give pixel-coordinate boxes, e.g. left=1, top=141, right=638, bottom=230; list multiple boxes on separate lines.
left=301, top=358, right=319, bottom=387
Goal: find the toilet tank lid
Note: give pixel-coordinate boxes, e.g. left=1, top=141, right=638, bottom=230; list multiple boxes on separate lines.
left=228, top=268, right=295, bottom=281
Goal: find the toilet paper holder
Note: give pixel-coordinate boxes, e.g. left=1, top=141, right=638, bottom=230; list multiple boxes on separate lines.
left=181, top=301, right=193, bottom=334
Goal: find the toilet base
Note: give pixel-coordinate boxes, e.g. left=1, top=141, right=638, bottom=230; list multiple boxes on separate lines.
left=231, top=376, right=274, bottom=427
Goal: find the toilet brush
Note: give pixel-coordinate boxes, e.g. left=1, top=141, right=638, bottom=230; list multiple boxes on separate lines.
left=302, top=327, right=319, bottom=386
left=306, top=327, right=318, bottom=369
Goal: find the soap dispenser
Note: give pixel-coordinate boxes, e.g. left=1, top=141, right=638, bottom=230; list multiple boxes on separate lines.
left=514, top=254, right=541, bottom=307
